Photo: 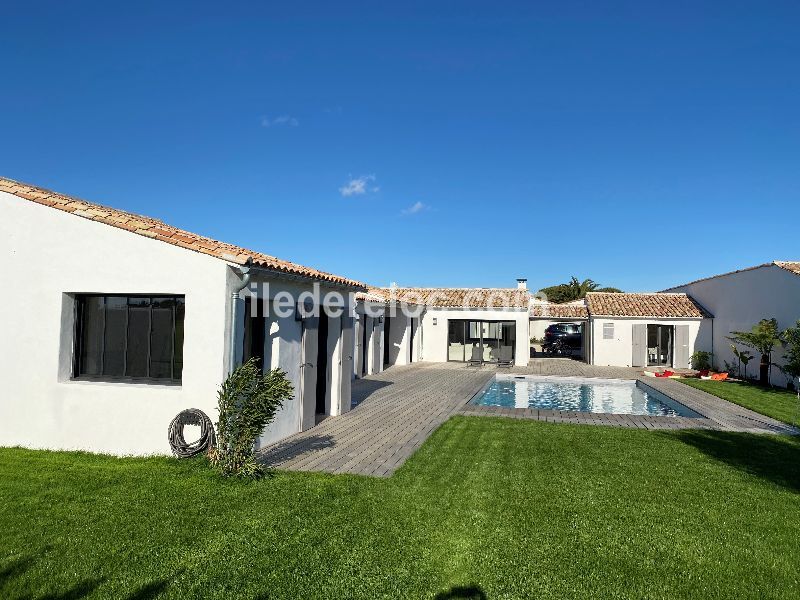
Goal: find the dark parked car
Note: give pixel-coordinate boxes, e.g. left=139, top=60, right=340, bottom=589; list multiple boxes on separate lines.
left=543, top=323, right=583, bottom=354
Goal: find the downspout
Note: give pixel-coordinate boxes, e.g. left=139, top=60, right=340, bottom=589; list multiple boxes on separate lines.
left=227, top=260, right=253, bottom=375
left=710, top=317, right=715, bottom=370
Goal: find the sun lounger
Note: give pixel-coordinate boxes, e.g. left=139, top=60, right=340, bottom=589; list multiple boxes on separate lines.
left=496, top=346, right=513, bottom=368
left=467, top=346, right=483, bottom=367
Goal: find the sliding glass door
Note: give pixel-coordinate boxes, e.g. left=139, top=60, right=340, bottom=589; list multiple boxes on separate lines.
left=647, top=324, right=674, bottom=366
left=447, top=319, right=516, bottom=363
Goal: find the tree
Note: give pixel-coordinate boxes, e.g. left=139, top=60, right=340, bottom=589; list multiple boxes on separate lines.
left=780, top=320, right=800, bottom=391
left=209, top=358, right=294, bottom=479
left=727, top=319, right=782, bottom=386
left=538, top=277, right=623, bottom=304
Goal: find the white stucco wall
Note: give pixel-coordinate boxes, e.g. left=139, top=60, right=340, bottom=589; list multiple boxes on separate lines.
left=0, top=191, right=231, bottom=455
left=589, top=317, right=711, bottom=368
left=666, top=265, right=800, bottom=385
left=419, top=308, right=530, bottom=366
left=386, top=312, right=411, bottom=367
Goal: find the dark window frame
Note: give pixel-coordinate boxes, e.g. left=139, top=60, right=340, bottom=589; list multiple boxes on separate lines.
left=447, top=318, right=517, bottom=363
left=72, top=294, right=185, bottom=385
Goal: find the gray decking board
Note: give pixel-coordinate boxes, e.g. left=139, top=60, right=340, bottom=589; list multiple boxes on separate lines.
left=258, top=359, right=796, bottom=478
left=258, top=363, right=493, bottom=477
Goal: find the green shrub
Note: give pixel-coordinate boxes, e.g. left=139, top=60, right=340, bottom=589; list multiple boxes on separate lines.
left=780, top=320, right=800, bottom=391
left=690, top=351, right=712, bottom=371
left=209, top=358, right=293, bottom=479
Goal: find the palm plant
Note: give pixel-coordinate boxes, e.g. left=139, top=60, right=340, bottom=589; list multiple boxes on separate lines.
left=728, top=319, right=782, bottom=386
left=729, top=343, right=754, bottom=380
left=209, top=358, right=293, bottom=478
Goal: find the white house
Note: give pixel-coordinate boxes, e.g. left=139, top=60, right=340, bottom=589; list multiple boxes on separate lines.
left=356, top=283, right=531, bottom=368
left=3, top=175, right=796, bottom=458
left=531, top=292, right=713, bottom=369
left=664, top=261, right=800, bottom=385
left=584, top=292, right=713, bottom=369
left=0, top=177, right=365, bottom=455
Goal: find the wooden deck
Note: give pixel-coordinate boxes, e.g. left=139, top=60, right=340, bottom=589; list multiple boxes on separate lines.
left=258, top=363, right=491, bottom=477
left=259, top=359, right=796, bottom=478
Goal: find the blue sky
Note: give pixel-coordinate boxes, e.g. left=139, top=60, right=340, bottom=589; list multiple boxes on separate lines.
left=2, top=1, right=798, bottom=291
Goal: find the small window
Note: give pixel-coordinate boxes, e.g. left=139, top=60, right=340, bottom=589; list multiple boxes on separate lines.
left=74, top=295, right=185, bottom=383
left=603, top=322, right=614, bottom=340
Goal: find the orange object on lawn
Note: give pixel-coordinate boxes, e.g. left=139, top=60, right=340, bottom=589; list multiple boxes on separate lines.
left=710, top=372, right=729, bottom=381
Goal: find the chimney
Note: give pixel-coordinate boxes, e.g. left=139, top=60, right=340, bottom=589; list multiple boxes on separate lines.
left=516, top=278, right=527, bottom=290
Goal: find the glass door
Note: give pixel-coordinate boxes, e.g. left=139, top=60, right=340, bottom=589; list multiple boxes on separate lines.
left=647, top=325, right=674, bottom=366
left=447, top=319, right=516, bottom=363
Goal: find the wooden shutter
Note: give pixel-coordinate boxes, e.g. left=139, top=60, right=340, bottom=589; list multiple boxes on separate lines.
left=632, top=323, right=647, bottom=367
left=339, top=315, right=354, bottom=413
left=675, top=325, right=690, bottom=369
left=300, top=316, right=319, bottom=432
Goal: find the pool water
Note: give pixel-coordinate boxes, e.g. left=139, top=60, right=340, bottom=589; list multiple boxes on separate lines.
left=472, top=375, right=701, bottom=418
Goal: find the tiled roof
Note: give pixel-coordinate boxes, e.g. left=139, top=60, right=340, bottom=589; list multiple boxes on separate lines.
left=0, top=176, right=365, bottom=288
left=360, top=287, right=530, bottom=308
left=774, top=261, right=800, bottom=276
left=530, top=302, right=589, bottom=319
left=355, top=288, right=390, bottom=303
left=663, top=260, right=800, bottom=290
left=585, top=292, right=712, bottom=318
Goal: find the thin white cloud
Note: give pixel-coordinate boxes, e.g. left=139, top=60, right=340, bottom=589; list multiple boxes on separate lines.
left=339, top=175, right=377, bottom=197
left=260, top=115, right=299, bottom=127
left=401, top=201, right=429, bottom=215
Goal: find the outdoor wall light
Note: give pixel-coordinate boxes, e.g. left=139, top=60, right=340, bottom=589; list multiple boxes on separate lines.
left=432, top=317, right=438, bottom=326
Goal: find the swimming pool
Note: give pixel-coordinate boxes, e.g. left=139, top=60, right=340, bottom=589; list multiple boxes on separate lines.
left=471, top=375, right=701, bottom=418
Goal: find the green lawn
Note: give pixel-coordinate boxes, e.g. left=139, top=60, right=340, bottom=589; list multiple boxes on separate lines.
left=681, top=378, right=800, bottom=425
left=2, top=417, right=799, bottom=599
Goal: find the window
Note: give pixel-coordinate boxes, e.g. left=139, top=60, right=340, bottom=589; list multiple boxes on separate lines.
left=602, top=322, right=614, bottom=340
left=74, top=295, right=185, bottom=383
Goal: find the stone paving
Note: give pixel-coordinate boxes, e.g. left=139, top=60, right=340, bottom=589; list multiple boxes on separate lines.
left=259, top=359, right=796, bottom=477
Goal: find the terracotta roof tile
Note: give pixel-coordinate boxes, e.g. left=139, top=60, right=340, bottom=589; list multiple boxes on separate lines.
left=0, top=176, right=365, bottom=288
left=358, top=287, right=529, bottom=308
left=585, top=292, right=711, bottom=318
left=774, top=261, right=800, bottom=276
left=530, top=302, right=589, bottom=319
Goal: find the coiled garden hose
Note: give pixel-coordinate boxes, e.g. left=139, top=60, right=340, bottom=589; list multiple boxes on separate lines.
left=168, top=409, right=216, bottom=458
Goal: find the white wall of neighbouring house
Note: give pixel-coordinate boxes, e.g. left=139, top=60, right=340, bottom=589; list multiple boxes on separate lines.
left=589, top=317, right=711, bottom=369
left=666, top=265, right=800, bottom=385
left=419, top=308, right=530, bottom=366
left=0, top=191, right=231, bottom=455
